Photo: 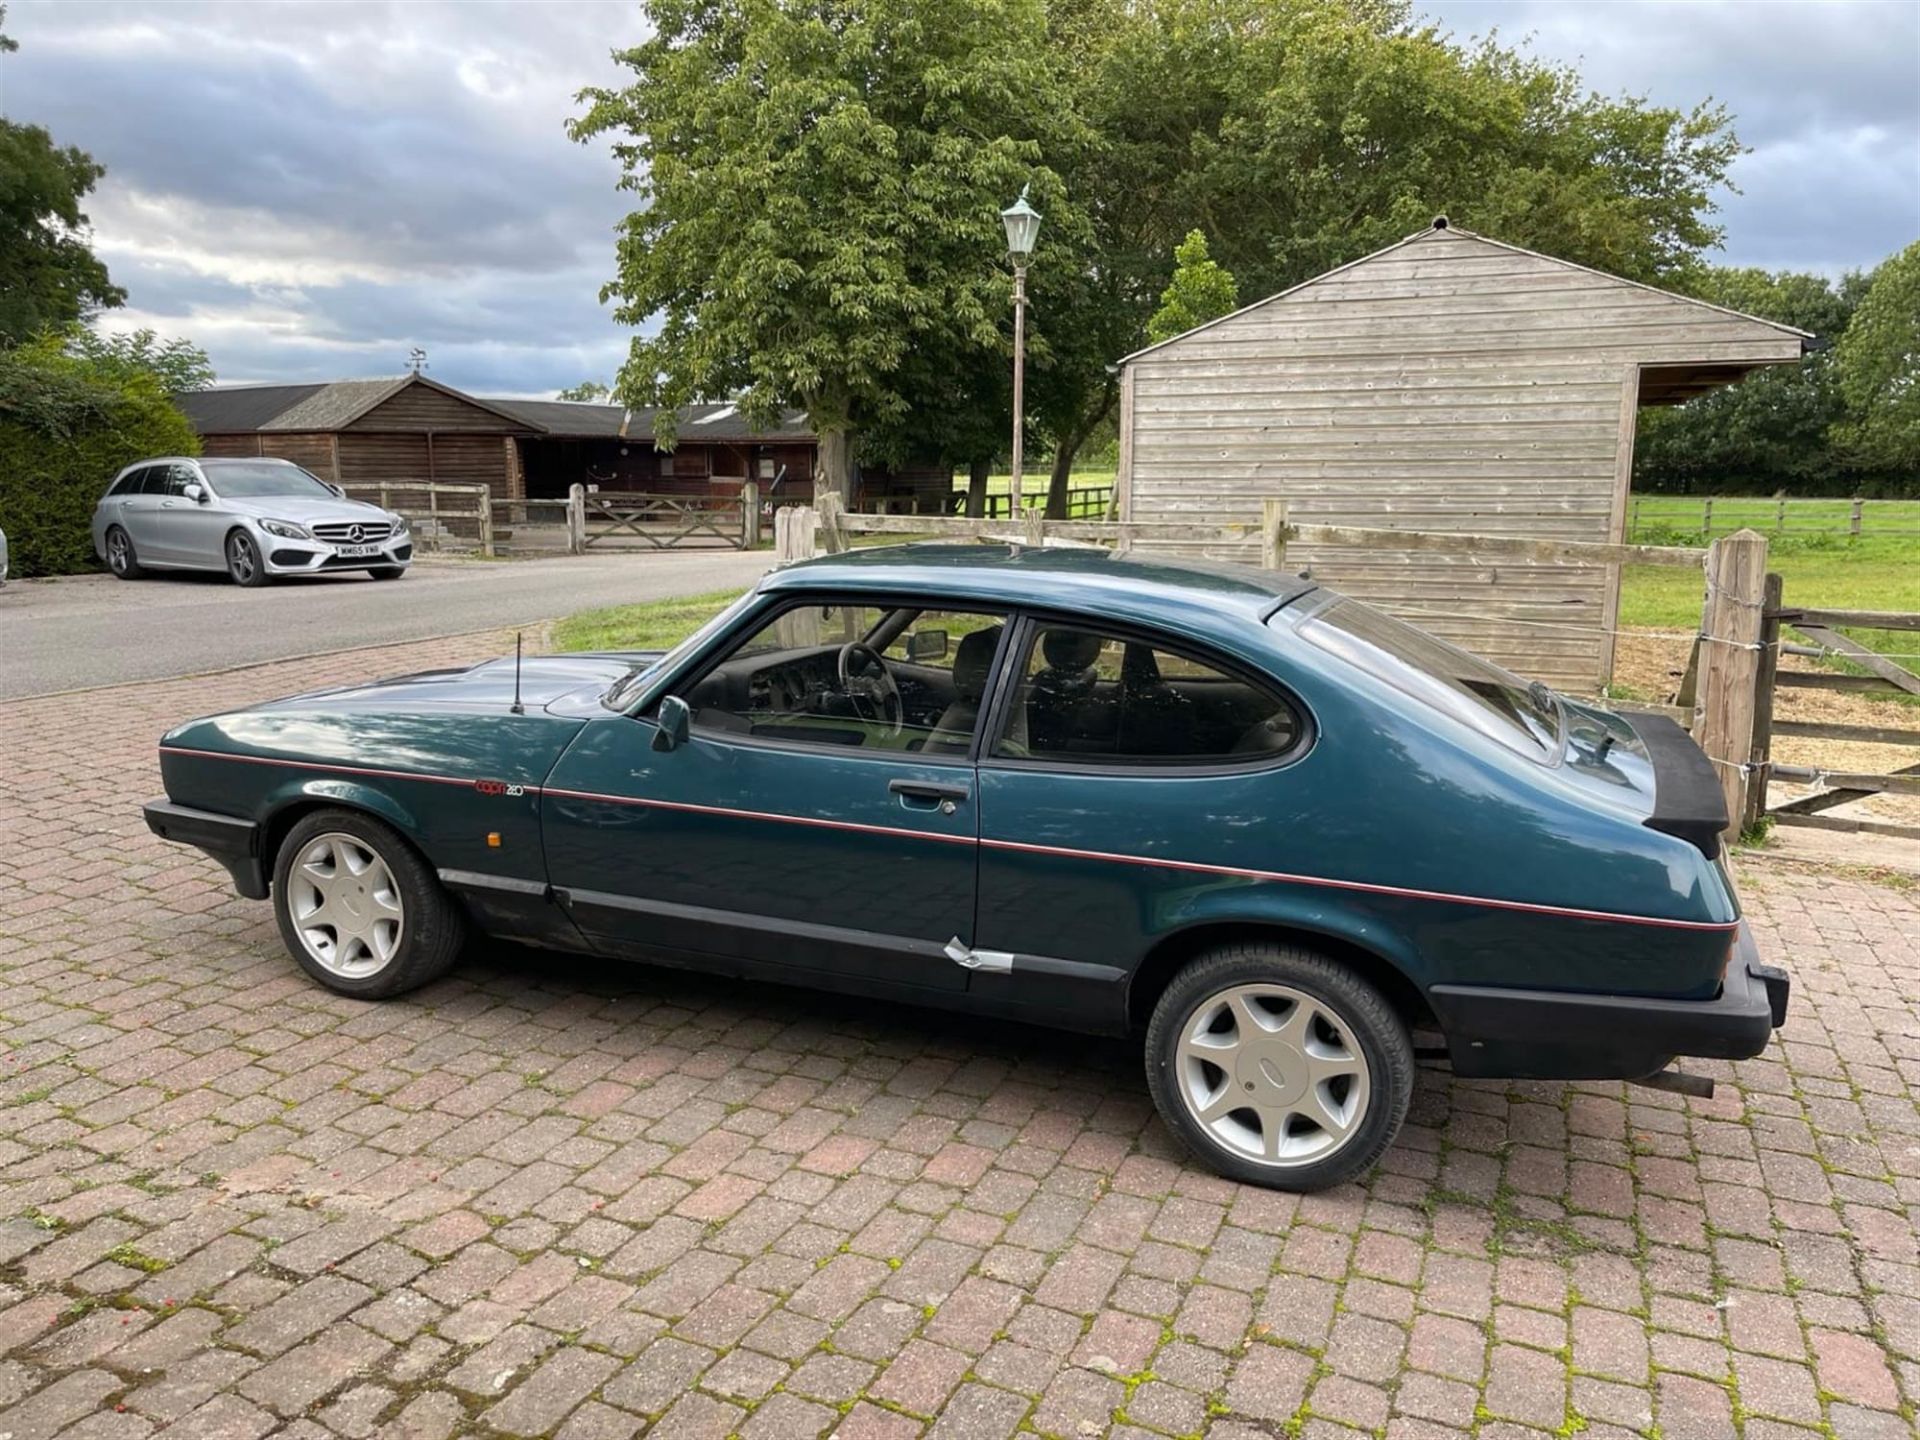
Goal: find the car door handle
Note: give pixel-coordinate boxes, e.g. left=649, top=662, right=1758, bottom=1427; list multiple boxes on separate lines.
left=888, top=779, right=969, bottom=804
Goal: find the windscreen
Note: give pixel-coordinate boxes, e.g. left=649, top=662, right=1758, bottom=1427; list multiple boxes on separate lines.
left=1294, top=596, right=1562, bottom=759
left=205, top=463, right=336, bottom=499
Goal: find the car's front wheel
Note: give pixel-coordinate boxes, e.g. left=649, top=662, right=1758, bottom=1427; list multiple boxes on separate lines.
left=271, top=808, right=465, bottom=998
left=226, top=529, right=270, bottom=587
left=1144, top=943, right=1414, bottom=1191
left=105, top=526, right=145, bottom=580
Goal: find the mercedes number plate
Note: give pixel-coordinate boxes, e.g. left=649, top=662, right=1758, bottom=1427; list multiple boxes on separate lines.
left=334, top=543, right=380, bottom=558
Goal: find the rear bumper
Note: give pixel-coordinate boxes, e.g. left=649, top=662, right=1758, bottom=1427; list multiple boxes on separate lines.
left=1430, top=921, right=1787, bottom=1079
left=143, top=799, right=268, bottom=900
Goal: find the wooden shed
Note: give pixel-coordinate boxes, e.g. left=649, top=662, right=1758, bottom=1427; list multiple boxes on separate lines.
left=1114, top=221, right=1812, bottom=690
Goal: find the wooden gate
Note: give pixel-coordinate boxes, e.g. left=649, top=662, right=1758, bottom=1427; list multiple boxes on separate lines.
left=1746, top=598, right=1920, bottom=840
left=566, top=485, right=760, bottom=552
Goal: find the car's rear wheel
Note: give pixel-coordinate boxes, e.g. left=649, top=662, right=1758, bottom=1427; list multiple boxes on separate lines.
left=271, top=809, right=465, bottom=998
left=368, top=566, right=406, bottom=580
left=105, top=526, right=145, bottom=580
left=1145, top=943, right=1413, bottom=1191
left=226, top=529, right=270, bottom=587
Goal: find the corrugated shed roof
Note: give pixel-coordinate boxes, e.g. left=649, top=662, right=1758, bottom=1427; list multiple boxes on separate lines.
left=174, top=383, right=327, bottom=432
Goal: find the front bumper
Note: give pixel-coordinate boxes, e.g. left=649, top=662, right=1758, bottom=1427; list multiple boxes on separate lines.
left=260, top=533, right=412, bottom=575
left=144, top=799, right=267, bottom=900
left=1429, top=921, right=1788, bottom=1079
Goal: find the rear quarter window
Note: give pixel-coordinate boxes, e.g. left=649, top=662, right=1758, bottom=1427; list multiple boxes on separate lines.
left=1293, top=597, right=1562, bottom=761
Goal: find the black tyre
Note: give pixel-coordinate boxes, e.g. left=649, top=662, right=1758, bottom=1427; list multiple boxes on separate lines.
left=105, top=526, right=145, bottom=579
left=225, top=529, right=271, bottom=587
left=368, top=566, right=406, bottom=581
left=1144, top=943, right=1414, bottom=1191
left=271, top=808, right=466, bottom=999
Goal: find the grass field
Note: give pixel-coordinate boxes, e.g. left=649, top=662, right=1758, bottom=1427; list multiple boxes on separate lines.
left=1627, top=493, right=1920, bottom=542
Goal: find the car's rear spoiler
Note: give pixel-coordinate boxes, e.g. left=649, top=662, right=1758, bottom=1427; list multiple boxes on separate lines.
left=1626, top=712, right=1728, bottom=859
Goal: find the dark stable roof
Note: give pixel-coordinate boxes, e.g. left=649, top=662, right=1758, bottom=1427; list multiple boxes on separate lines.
left=174, top=384, right=326, bottom=433
left=178, top=377, right=814, bottom=443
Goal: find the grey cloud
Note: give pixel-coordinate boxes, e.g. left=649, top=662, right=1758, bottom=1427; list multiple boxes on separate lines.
left=1421, top=0, right=1918, bottom=274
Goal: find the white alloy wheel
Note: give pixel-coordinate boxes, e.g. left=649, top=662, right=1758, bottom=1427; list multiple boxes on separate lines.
left=287, top=831, right=405, bottom=977
left=1174, top=982, right=1373, bottom=1169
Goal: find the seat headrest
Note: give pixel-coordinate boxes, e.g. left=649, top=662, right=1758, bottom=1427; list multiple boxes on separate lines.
left=1041, top=628, right=1105, bottom=673
left=951, top=626, right=1000, bottom=701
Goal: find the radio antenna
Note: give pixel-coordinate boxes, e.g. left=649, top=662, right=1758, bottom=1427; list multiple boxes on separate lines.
left=510, top=632, right=525, bottom=714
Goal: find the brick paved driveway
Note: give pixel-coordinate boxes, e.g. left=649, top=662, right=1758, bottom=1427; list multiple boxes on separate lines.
left=1, top=638, right=1916, bottom=1440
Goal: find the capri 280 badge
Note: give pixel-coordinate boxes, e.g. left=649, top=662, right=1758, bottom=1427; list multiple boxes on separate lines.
left=473, top=778, right=526, bottom=797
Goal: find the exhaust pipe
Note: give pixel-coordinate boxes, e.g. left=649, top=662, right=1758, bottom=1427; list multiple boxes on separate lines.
left=1630, top=1068, right=1714, bottom=1099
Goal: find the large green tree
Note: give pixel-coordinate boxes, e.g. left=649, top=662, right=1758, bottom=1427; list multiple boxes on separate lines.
left=1833, top=242, right=1920, bottom=478
left=571, top=0, right=1085, bottom=504
left=0, top=7, right=126, bottom=345
left=575, top=0, right=1749, bottom=513
left=63, top=326, right=214, bottom=394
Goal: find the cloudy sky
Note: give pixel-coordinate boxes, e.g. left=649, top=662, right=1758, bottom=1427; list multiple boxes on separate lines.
left=4, top=1, right=1915, bottom=396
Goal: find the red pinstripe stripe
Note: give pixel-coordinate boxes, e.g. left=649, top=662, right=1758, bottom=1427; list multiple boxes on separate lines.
left=162, top=746, right=1735, bottom=932
left=159, top=746, right=542, bottom=792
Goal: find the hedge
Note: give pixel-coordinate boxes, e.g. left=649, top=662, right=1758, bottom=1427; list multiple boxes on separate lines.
left=0, top=337, right=199, bottom=578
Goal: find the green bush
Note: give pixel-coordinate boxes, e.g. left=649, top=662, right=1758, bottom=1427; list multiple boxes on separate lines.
left=0, top=335, right=198, bottom=577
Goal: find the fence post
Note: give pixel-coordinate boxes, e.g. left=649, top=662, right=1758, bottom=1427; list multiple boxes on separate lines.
left=742, top=482, right=761, bottom=549
left=476, top=485, right=495, bottom=558
left=1694, top=529, right=1769, bottom=842
left=1701, top=497, right=1713, bottom=536
left=1850, top=496, right=1863, bottom=537
left=1023, top=507, right=1046, bottom=548
left=1743, top=571, right=1784, bottom=833
left=1260, top=499, right=1288, bottom=571
left=774, top=505, right=819, bottom=566
left=815, top=492, right=848, bottom=554
left=566, top=484, right=586, bottom=556
left=1775, top=495, right=1787, bottom=532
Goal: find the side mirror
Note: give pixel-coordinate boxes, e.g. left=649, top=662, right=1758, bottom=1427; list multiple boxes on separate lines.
left=327, top=483, right=345, bottom=498
left=182, top=483, right=207, bottom=503
left=908, top=628, right=950, bottom=663
left=652, top=695, right=692, bottom=751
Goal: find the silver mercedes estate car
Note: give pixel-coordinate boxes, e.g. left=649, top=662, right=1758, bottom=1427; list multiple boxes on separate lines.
left=92, top=457, right=412, bottom=586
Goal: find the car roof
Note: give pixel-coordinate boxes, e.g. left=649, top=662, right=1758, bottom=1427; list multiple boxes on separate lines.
left=761, top=543, right=1316, bottom=631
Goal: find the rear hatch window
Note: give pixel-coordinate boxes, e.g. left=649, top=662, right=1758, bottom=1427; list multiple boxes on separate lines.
left=1290, top=597, right=1563, bottom=761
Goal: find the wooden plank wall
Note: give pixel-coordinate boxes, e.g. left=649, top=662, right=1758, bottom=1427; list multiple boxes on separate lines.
left=1120, top=228, right=1801, bottom=689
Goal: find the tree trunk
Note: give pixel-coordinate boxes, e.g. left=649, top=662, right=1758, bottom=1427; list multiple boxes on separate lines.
left=1043, top=382, right=1118, bottom=519
left=815, top=428, right=853, bottom=509
left=965, top=457, right=991, bottom=518
left=1044, top=448, right=1076, bottom=520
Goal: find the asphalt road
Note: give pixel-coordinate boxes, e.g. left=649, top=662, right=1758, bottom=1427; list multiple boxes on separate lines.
left=0, top=550, right=774, bottom=699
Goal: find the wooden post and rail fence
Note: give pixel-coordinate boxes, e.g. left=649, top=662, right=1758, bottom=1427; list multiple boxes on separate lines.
left=340, top=480, right=496, bottom=557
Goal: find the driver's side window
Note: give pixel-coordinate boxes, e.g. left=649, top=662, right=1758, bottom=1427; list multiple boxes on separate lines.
left=675, top=599, right=1007, bottom=757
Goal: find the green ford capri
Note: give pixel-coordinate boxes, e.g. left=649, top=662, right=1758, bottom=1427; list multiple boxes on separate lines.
left=145, top=544, right=1788, bottom=1190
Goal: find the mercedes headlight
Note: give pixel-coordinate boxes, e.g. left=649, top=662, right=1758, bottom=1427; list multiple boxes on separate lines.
left=389, top=513, right=410, bottom=537
left=259, top=518, right=312, bottom=540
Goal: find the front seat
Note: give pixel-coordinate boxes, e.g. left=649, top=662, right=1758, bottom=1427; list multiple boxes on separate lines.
left=1028, top=628, right=1113, bottom=753
left=922, top=626, right=1001, bottom=753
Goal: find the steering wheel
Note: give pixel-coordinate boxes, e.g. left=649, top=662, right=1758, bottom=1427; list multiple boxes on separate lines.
left=837, top=642, right=904, bottom=739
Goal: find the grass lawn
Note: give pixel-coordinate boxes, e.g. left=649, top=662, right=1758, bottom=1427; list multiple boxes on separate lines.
left=551, top=589, right=744, bottom=653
